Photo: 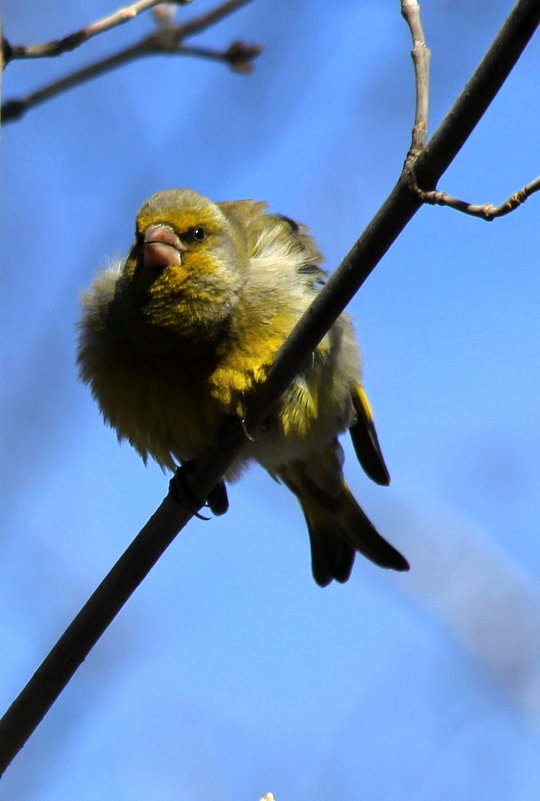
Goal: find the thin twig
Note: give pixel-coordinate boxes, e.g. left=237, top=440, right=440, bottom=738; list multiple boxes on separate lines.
left=3, top=1, right=191, bottom=61
left=410, top=1, right=540, bottom=191
left=410, top=173, right=540, bottom=220
left=0, top=0, right=539, bottom=777
left=1, top=0, right=260, bottom=122
left=2, top=43, right=154, bottom=122
left=407, top=0, right=540, bottom=220
left=178, top=41, right=262, bottom=73
left=1, top=38, right=261, bottom=122
left=170, top=0, right=257, bottom=38
left=401, top=0, right=431, bottom=167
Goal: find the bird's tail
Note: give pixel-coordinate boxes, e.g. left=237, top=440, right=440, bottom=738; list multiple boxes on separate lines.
left=278, top=459, right=409, bottom=587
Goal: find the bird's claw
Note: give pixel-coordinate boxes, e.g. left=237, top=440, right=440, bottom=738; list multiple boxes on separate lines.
left=240, top=417, right=256, bottom=443
left=168, top=462, right=229, bottom=518
left=168, top=464, right=210, bottom=520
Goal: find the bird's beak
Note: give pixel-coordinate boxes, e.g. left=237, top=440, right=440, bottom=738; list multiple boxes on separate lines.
left=143, top=224, right=186, bottom=267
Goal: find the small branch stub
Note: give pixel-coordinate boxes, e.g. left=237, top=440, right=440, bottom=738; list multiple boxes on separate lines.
left=409, top=172, right=540, bottom=220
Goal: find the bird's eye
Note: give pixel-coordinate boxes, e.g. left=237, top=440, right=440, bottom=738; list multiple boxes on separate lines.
left=187, top=225, right=207, bottom=242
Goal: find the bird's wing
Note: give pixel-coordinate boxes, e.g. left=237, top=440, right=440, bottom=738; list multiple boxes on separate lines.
left=349, top=382, right=391, bottom=486
left=242, top=208, right=326, bottom=288
left=218, top=199, right=268, bottom=231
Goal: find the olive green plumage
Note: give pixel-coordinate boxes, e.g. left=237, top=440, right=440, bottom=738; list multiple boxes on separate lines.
left=78, top=188, right=408, bottom=585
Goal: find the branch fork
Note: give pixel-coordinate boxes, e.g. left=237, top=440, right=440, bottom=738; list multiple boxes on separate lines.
left=1, top=0, right=261, bottom=122
left=401, top=0, right=539, bottom=221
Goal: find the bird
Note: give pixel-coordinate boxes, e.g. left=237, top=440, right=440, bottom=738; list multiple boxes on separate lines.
left=77, top=188, right=409, bottom=586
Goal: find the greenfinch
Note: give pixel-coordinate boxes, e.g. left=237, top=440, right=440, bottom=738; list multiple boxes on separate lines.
left=78, top=188, right=408, bottom=586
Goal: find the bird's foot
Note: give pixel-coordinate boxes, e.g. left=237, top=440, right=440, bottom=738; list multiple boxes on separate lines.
left=168, top=462, right=229, bottom=518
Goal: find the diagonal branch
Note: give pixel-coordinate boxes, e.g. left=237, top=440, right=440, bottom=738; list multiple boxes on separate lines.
left=1, top=0, right=260, bottom=122
left=1, top=38, right=261, bottom=122
left=3, top=0, right=191, bottom=61
left=169, top=0, right=258, bottom=38
left=0, top=0, right=539, bottom=778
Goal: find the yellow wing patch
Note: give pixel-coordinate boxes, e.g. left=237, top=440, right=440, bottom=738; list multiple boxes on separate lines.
left=349, top=382, right=390, bottom=486
left=356, top=383, right=375, bottom=424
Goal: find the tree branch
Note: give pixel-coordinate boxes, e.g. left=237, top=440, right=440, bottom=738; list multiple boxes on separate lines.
left=0, top=0, right=539, bottom=777
left=401, top=0, right=431, bottom=167
left=410, top=173, right=540, bottom=219
left=411, top=0, right=540, bottom=192
left=177, top=40, right=262, bottom=73
left=169, top=0, right=257, bottom=38
left=1, top=0, right=260, bottom=122
left=3, top=1, right=191, bottom=61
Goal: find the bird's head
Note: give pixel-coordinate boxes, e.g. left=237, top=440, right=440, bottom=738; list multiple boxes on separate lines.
left=118, top=188, right=249, bottom=342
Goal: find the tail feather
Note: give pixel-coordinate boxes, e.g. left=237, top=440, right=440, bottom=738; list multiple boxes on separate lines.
left=339, top=483, right=408, bottom=570
left=300, top=485, right=409, bottom=586
left=276, top=436, right=409, bottom=586
left=304, top=517, right=356, bottom=587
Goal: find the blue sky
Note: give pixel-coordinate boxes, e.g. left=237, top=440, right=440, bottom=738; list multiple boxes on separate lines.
left=1, top=1, right=540, bottom=799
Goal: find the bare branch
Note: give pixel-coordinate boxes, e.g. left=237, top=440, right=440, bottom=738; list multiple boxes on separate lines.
left=409, top=0, right=540, bottom=215
left=401, top=0, right=431, bottom=167
left=403, top=0, right=539, bottom=223
left=1, top=0, right=260, bottom=122
left=173, top=0, right=258, bottom=38
left=3, top=1, right=191, bottom=61
left=0, top=0, right=539, bottom=777
left=410, top=173, right=540, bottom=220
left=178, top=40, right=262, bottom=73
left=2, top=42, right=157, bottom=122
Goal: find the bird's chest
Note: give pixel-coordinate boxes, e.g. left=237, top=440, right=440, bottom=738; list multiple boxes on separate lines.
left=96, top=332, right=253, bottom=467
